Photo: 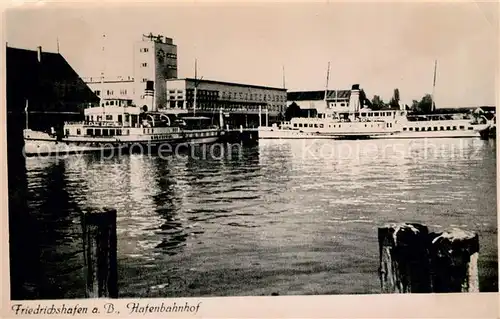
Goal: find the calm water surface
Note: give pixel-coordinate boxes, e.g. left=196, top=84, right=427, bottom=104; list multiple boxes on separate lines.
left=11, top=138, right=498, bottom=298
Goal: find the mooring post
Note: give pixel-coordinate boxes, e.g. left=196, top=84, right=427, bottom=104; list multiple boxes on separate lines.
left=81, top=207, right=118, bottom=298
left=429, top=229, right=480, bottom=293
left=378, top=223, right=432, bottom=293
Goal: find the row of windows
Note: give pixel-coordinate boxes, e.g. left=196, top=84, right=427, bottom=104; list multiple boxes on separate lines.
left=66, top=128, right=127, bottom=137
left=294, top=123, right=343, bottom=129
left=86, top=128, right=123, bottom=136
left=220, top=91, right=285, bottom=102
left=86, top=114, right=139, bottom=123
left=86, top=114, right=123, bottom=122
left=361, top=111, right=402, bottom=117
left=402, top=126, right=473, bottom=132
left=166, top=53, right=177, bottom=59
left=330, top=103, right=347, bottom=107
left=95, top=89, right=130, bottom=97
left=139, top=48, right=149, bottom=53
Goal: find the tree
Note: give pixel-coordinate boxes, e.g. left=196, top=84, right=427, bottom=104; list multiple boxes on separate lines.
left=371, top=95, right=385, bottom=110
left=410, top=94, right=433, bottom=114
left=421, top=94, right=433, bottom=113
left=389, top=88, right=400, bottom=109
left=285, top=102, right=302, bottom=121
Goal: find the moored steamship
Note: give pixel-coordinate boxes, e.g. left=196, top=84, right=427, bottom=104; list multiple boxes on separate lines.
left=23, top=98, right=224, bottom=156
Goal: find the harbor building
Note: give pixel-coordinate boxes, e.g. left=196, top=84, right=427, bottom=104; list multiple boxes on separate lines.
left=165, top=78, right=287, bottom=127
left=84, top=33, right=178, bottom=111
left=286, top=84, right=368, bottom=119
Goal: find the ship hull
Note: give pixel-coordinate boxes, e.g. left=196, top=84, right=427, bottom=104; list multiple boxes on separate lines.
left=258, top=127, right=392, bottom=139
left=23, top=130, right=223, bottom=157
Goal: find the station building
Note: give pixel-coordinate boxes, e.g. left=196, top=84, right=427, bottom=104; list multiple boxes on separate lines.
left=84, top=33, right=287, bottom=127
left=165, top=78, right=287, bottom=126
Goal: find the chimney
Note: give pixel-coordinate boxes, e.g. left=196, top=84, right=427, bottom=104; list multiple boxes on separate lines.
left=37, top=46, right=42, bottom=62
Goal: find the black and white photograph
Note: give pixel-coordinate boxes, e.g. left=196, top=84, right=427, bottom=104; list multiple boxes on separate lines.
left=3, top=1, right=498, bottom=316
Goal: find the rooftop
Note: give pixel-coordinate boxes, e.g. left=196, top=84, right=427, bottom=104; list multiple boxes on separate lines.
left=173, top=78, right=287, bottom=91
left=288, top=90, right=352, bottom=101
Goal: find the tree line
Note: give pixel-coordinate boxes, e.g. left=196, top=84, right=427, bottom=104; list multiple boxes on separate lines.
left=367, top=88, right=434, bottom=114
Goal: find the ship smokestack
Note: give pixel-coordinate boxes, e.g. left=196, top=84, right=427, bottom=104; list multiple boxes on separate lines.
left=37, top=46, right=42, bottom=62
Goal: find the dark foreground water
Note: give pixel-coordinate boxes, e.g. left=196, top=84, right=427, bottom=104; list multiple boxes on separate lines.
left=9, top=138, right=498, bottom=299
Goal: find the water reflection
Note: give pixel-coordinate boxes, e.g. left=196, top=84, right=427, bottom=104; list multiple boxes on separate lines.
left=13, top=138, right=497, bottom=298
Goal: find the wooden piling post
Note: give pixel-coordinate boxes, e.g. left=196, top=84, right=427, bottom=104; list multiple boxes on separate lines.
left=378, top=223, right=432, bottom=293
left=429, top=229, right=480, bottom=293
left=81, top=207, right=118, bottom=298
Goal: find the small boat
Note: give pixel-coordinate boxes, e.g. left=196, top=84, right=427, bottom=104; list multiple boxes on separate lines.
left=23, top=98, right=224, bottom=157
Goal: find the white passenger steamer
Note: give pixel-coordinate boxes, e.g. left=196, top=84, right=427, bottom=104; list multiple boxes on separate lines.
left=23, top=98, right=224, bottom=156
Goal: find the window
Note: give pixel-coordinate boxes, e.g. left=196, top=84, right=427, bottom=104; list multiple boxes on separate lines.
left=293, top=124, right=297, bottom=128
left=409, top=127, right=414, bottom=131
left=427, top=127, right=432, bottom=131
left=452, top=126, right=457, bottom=130
left=118, top=115, right=123, bottom=123
left=440, top=127, right=444, bottom=130
left=298, top=123, right=303, bottom=128
left=314, top=124, right=318, bottom=128
left=340, top=103, right=346, bottom=107
left=86, top=129, right=93, bottom=136
left=95, top=129, right=101, bottom=136
left=468, top=127, right=474, bottom=130
left=446, top=126, right=451, bottom=130
left=403, top=127, right=407, bottom=131
left=76, top=129, right=81, bottom=135
left=459, top=126, right=465, bottom=130
left=106, top=115, right=113, bottom=120
left=141, top=63, right=148, bottom=67
left=110, top=129, right=115, bottom=136
left=65, top=129, right=70, bottom=136
left=167, top=53, right=177, bottom=59
left=103, top=129, right=109, bottom=136
left=140, top=48, right=149, bottom=53
left=434, top=127, right=438, bottom=131
left=309, top=124, right=313, bottom=128
left=110, top=101, right=114, bottom=106
left=106, top=90, right=114, bottom=95
left=95, top=90, right=101, bottom=96
left=120, top=89, right=127, bottom=95
left=319, top=124, right=324, bottom=128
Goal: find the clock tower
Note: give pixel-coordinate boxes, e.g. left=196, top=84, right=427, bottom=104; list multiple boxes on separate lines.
left=133, top=33, right=177, bottom=111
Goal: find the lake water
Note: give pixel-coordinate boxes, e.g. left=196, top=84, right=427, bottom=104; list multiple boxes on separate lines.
left=9, top=137, right=498, bottom=299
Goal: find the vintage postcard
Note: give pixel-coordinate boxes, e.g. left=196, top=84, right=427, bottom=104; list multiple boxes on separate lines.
left=1, top=0, right=499, bottom=318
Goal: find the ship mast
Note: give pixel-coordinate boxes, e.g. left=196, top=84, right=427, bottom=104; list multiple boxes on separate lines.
left=193, top=59, right=197, bottom=116
left=324, top=62, right=330, bottom=119
left=431, top=60, right=437, bottom=112
left=282, top=65, right=286, bottom=89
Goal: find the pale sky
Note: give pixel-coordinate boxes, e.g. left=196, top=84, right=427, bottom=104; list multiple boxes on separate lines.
left=5, top=1, right=498, bottom=108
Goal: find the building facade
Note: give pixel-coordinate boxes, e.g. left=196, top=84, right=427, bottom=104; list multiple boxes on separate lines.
left=165, top=78, right=287, bottom=126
